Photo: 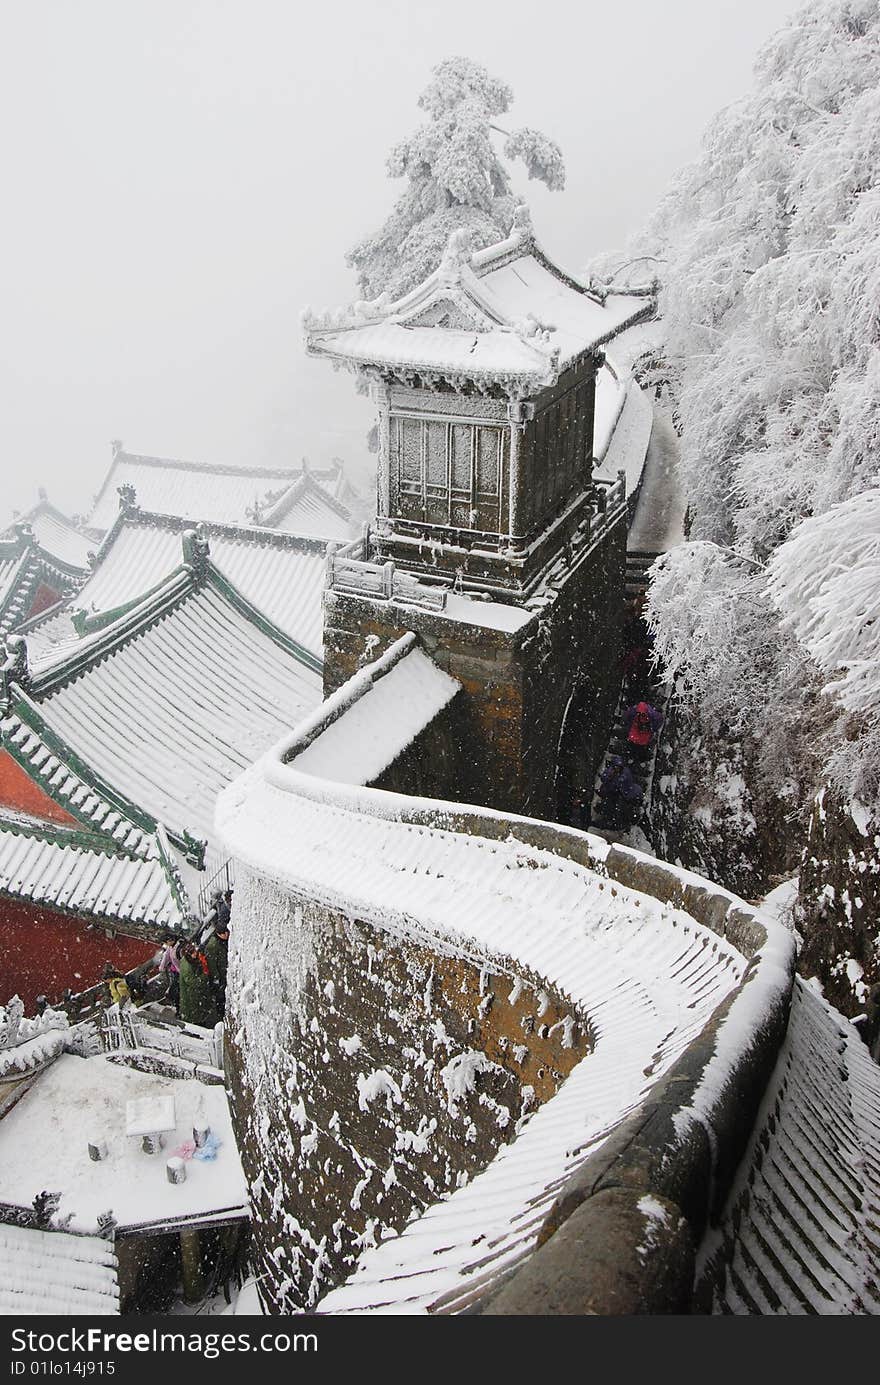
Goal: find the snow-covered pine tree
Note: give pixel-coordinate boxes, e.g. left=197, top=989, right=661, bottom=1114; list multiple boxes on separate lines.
left=347, top=56, right=565, bottom=300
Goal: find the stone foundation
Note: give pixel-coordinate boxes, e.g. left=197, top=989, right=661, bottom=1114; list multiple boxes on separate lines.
left=226, top=869, right=589, bottom=1313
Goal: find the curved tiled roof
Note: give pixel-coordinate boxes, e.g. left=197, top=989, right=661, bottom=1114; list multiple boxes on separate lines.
left=703, top=977, right=880, bottom=1314
left=0, top=815, right=185, bottom=931
left=68, top=512, right=335, bottom=659
left=305, top=218, right=653, bottom=391
left=4, top=564, right=323, bottom=875
left=87, top=450, right=357, bottom=537
left=16, top=603, right=79, bottom=663
left=0, top=1224, right=118, bottom=1316
left=218, top=633, right=880, bottom=1317
left=0, top=536, right=83, bottom=644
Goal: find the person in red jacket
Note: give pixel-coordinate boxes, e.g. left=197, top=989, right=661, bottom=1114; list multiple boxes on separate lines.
left=623, top=701, right=663, bottom=761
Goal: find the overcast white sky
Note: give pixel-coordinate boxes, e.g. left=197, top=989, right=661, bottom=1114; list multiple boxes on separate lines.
left=0, top=0, right=799, bottom=523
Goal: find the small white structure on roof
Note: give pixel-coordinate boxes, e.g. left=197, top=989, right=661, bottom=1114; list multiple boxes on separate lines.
left=125, top=1094, right=176, bottom=1139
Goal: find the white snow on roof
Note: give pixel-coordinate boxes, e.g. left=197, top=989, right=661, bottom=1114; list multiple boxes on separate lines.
left=30, top=576, right=322, bottom=858
left=20, top=604, right=80, bottom=661
left=315, top=320, right=558, bottom=386
left=440, top=593, right=532, bottom=632
left=0, top=820, right=184, bottom=929
left=25, top=508, right=93, bottom=572
left=0, top=1223, right=119, bottom=1316
left=261, top=476, right=358, bottom=541
left=477, top=253, right=646, bottom=372
left=0, top=551, right=27, bottom=612
left=593, top=360, right=628, bottom=462
left=73, top=520, right=328, bottom=658
left=307, top=228, right=650, bottom=388
left=706, top=977, right=880, bottom=1315
left=87, top=453, right=346, bottom=535
left=290, top=645, right=459, bottom=786
left=0, top=1053, right=248, bottom=1233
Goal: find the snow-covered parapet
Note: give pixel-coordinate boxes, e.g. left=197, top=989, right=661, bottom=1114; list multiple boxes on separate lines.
left=217, top=634, right=799, bottom=1314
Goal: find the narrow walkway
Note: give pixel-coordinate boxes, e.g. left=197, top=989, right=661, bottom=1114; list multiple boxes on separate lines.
left=584, top=407, right=684, bottom=841
left=628, top=409, right=685, bottom=556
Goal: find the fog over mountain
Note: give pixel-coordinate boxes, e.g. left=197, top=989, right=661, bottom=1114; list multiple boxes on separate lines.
left=1, top=0, right=796, bottom=520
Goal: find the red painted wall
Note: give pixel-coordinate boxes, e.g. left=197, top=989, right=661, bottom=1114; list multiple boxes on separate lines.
left=0, top=750, right=79, bottom=826
left=28, top=582, right=64, bottom=621
left=0, top=897, right=157, bottom=1010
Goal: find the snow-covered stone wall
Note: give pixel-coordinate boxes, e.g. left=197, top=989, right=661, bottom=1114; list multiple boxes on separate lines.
left=323, top=509, right=625, bottom=822
left=225, top=869, right=589, bottom=1313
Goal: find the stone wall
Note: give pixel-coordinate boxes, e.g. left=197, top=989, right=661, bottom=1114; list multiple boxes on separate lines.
left=472, top=844, right=796, bottom=1317
left=323, top=511, right=625, bottom=822
left=226, top=870, right=589, bottom=1314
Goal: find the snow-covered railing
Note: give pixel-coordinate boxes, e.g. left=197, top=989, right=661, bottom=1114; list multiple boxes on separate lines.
left=325, top=545, right=448, bottom=611
left=594, top=468, right=626, bottom=518
left=60, top=958, right=160, bottom=1023
left=197, top=856, right=234, bottom=919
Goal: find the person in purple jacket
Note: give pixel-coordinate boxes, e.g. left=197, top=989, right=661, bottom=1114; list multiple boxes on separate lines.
left=597, top=756, right=643, bottom=828
left=156, top=934, right=181, bottom=1015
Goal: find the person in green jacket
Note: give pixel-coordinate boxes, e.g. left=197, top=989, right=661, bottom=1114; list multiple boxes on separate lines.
left=177, top=942, right=221, bottom=1029
left=204, top=925, right=229, bottom=1013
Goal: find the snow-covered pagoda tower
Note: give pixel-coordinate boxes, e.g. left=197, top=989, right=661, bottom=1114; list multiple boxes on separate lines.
left=305, top=212, right=653, bottom=818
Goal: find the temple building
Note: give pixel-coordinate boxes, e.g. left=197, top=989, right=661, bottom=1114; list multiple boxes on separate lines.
left=0, top=532, right=322, bottom=1006
left=305, top=213, right=653, bottom=819
left=0, top=521, right=89, bottom=645
left=217, top=216, right=880, bottom=1317
left=86, top=444, right=364, bottom=540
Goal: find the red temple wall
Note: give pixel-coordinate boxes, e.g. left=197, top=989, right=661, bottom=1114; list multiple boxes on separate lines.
left=0, top=896, right=156, bottom=1010
left=28, top=582, right=64, bottom=621
left=0, top=750, right=79, bottom=826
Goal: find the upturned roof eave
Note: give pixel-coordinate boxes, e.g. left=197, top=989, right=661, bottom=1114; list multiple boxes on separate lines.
left=304, top=334, right=560, bottom=395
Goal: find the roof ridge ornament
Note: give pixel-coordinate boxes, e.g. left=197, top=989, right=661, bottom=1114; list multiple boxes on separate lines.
left=437, top=228, right=474, bottom=287
left=0, top=634, right=30, bottom=708
left=181, top=524, right=210, bottom=583
left=117, top=483, right=138, bottom=514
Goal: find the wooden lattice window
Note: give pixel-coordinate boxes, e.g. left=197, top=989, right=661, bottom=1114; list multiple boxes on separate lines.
left=391, top=414, right=507, bottom=533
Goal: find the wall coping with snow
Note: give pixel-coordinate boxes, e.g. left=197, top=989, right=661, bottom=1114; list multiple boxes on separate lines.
left=476, top=845, right=796, bottom=1315
left=218, top=643, right=798, bottom=1315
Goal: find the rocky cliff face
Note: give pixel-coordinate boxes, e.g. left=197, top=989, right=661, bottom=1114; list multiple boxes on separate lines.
left=646, top=700, right=805, bottom=902
left=796, top=790, right=880, bottom=1019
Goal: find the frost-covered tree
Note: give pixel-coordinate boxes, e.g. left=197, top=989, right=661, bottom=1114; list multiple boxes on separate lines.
left=767, top=483, right=880, bottom=806
left=768, top=484, right=880, bottom=720
left=348, top=57, right=565, bottom=299
left=640, top=0, right=880, bottom=825
left=645, top=543, right=823, bottom=801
